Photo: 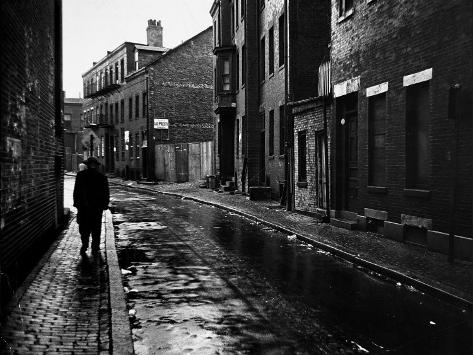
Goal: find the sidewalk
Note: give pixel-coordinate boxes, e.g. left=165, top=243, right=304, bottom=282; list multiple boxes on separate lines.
left=110, top=177, right=473, bottom=309
left=0, top=209, right=131, bottom=354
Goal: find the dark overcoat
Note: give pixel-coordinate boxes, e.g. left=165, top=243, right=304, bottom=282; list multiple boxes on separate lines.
left=73, top=169, right=110, bottom=214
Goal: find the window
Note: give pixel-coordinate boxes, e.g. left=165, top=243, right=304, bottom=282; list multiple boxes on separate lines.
left=279, top=105, right=285, bottom=154
left=109, top=66, right=113, bottom=85
left=142, top=92, right=147, bottom=118
left=298, top=130, right=307, bottom=182
left=156, top=128, right=169, bottom=141
left=135, top=95, right=140, bottom=119
left=339, top=0, right=353, bottom=17
left=135, top=132, right=140, bottom=159
left=120, top=100, right=124, bottom=123
left=213, top=20, right=217, bottom=47
left=129, top=133, right=134, bottom=159
left=406, top=82, right=430, bottom=189
left=116, top=102, right=120, bottom=124
left=104, top=104, right=108, bottom=123
left=64, top=114, right=71, bottom=130
left=120, top=128, right=125, bottom=160
left=269, top=110, right=274, bottom=156
left=236, top=51, right=240, bottom=90
left=260, top=36, right=265, bottom=82
left=222, top=59, right=231, bottom=91
left=128, top=98, right=133, bottom=120
left=368, top=93, right=386, bottom=186
left=279, top=14, right=285, bottom=66
left=231, top=1, right=235, bottom=34
left=110, top=103, right=114, bottom=123
left=235, top=0, right=239, bottom=28
left=115, top=62, right=119, bottom=83
left=115, top=135, right=119, bottom=161
left=134, top=51, right=139, bottom=71
left=242, top=44, right=246, bottom=86
left=120, top=58, right=125, bottom=82
left=268, top=27, right=274, bottom=75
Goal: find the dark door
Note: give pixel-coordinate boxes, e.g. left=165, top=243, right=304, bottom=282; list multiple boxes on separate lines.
left=315, top=133, right=327, bottom=209
left=219, top=115, right=235, bottom=181
left=259, top=130, right=266, bottom=185
left=175, top=143, right=189, bottom=183
left=345, top=112, right=358, bottom=211
left=336, top=93, right=358, bottom=212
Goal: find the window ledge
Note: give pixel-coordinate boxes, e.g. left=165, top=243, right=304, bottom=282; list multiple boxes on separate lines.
left=367, top=186, right=388, bottom=194
left=297, top=181, right=308, bottom=188
left=404, top=189, right=431, bottom=199
left=337, top=8, right=354, bottom=23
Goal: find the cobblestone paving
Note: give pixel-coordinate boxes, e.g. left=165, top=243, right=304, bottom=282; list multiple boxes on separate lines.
left=0, top=177, right=110, bottom=354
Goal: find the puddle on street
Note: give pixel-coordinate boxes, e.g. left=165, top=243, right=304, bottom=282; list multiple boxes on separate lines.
left=111, top=189, right=472, bottom=354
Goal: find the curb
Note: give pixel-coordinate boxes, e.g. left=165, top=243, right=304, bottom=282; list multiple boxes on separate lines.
left=109, top=181, right=472, bottom=311
left=104, top=209, right=134, bottom=355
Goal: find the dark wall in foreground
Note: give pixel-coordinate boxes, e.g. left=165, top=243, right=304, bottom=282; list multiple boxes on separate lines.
left=0, top=0, right=63, bottom=314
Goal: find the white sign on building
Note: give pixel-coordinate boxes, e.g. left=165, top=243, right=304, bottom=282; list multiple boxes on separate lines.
left=154, top=118, right=169, bottom=129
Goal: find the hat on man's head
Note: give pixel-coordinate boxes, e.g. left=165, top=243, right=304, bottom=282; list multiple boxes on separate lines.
left=84, top=156, right=100, bottom=166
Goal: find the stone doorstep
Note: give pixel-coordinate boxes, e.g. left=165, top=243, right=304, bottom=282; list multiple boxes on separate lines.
left=249, top=186, right=272, bottom=201
left=331, top=218, right=357, bottom=230
left=427, top=230, right=473, bottom=262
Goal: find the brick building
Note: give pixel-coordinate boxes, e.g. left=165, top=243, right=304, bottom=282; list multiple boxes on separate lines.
left=0, top=0, right=63, bottom=314
left=328, top=0, right=472, bottom=258
left=210, top=0, right=329, bottom=200
left=82, top=21, right=214, bottom=181
left=63, top=97, right=84, bottom=171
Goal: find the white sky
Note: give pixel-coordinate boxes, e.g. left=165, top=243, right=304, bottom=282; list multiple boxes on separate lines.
left=63, top=0, right=214, bottom=98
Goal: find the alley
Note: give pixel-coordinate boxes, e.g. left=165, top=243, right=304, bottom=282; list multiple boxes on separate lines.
left=111, top=186, right=472, bottom=354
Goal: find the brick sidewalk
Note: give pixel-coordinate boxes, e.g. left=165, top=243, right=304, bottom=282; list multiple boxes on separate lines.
left=0, top=215, right=110, bottom=354
left=109, top=177, right=473, bottom=308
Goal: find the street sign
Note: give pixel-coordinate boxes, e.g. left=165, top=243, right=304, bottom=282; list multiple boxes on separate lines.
left=81, top=128, right=100, bottom=149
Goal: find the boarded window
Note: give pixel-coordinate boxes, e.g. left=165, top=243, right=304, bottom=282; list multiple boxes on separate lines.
left=406, top=82, right=430, bottom=188
left=368, top=93, right=386, bottom=186
left=278, top=14, right=285, bottom=67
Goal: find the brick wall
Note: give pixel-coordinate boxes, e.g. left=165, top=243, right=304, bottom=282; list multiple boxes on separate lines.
left=0, top=0, right=63, bottom=313
left=330, top=0, right=472, bottom=237
left=293, top=98, right=332, bottom=214
left=148, top=28, right=214, bottom=145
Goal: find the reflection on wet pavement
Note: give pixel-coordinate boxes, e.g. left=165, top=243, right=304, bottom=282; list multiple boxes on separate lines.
left=112, top=189, right=472, bottom=354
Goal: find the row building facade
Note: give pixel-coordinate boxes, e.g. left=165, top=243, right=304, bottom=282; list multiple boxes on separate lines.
left=211, top=0, right=472, bottom=260
left=82, top=21, right=214, bottom=181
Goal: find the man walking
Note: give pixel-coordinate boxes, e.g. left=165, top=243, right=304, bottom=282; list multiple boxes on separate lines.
left=73, top=157, right=110, bottom=255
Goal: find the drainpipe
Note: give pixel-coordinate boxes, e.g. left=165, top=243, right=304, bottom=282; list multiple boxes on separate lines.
left=145, top=70, right=155, bottom=181
left=284, top=0, right=293, bottom=211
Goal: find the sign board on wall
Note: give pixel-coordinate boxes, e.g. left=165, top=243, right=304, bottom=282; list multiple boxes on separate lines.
left=154, top=118, right=169, bottom=130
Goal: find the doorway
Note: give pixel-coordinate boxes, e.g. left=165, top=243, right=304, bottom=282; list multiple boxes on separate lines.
left=336, top=93, right=358, bottom=212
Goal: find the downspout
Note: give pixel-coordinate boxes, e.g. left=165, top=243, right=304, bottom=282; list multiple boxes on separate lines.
left=145, top=69, right=154, bottom=181
left=284, top=0, right=293, bottom=211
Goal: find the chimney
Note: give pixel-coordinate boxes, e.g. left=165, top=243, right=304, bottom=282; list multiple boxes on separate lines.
left=146, top=19, right=163, bottom=47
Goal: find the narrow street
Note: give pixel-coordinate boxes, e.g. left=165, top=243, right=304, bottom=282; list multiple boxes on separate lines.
left=111, top=185, right=472, bottom=354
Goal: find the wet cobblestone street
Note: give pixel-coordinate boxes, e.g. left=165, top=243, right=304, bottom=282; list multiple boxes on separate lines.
left=111, top=187, right=472, bottom=354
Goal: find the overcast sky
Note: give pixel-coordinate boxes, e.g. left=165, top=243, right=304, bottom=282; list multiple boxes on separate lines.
left=63, top=0, right=214, bottom=98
